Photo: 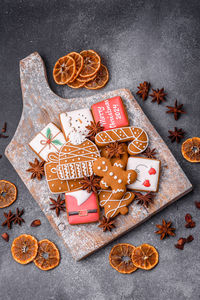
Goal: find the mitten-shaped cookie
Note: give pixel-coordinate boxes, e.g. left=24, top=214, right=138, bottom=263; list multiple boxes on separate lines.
left=93, top=157, right=137, bottom=200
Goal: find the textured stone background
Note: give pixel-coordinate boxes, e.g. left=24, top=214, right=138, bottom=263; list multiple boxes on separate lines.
left=0, top=1, right=200, bottom=299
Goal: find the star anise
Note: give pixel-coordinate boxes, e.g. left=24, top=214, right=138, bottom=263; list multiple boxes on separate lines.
left=105, top=141, right=125, bottom=159
left=80, top=174, right=101, bottom=193
left=86, top=121, right=104, bottom=141
left=134, top=192, right=155, bottom=209
left=1, top=210, right=15, bottom=229
left=166, top=100, right=186, bottom=120
left=49, top=195, right=65, bottom=217
left=13, top=208, right=25, bottom=225
left=98, top=216, right=115, bottom=232
left=155, top=219, right=176, bottom=240
left=150, top=88, right=167, bottom=104
left=168, top=127, right=185, bottom=143
left=142, top=147, right=157, bottom=159
left=136, top=81, right=150, bottom=100
left=26, top=158, right=45, bottom=180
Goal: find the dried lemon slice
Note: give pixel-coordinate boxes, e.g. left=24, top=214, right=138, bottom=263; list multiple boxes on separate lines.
left=182, top=137, right=200, bottom=163
left=79, top=50, right=101, bottom=78
left=11, top=234, right=38, bottom=264
left=0, top=180, right=17, bottom=208
left=68, top=52, right=84, bottom=82
left=109, top=243, right=137, bottom=274
left=67, top=78, right=85, bottom=89
left=84, top=64, right=109, bottom=90
left=131, top=243, right=159, bottom=270
left=34, top=239, right=60, bottom=271
left=53, top=55, right=76, bottom=85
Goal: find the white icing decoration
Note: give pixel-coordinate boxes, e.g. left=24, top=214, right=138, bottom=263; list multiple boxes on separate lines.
left=114, top=162, right=123, bottom=168
left=68, top=131, right=86, bottom=145
left=118, top=179, right=122, bottom=183
left=102, top=161, right=106, bottom=165
left=102, top=166, right=108, bottom=172
left=114, top=175, right=117, bottom=180
left=101, top=180, right=109, bottom=188
left=127, top=173, right=131, bottom=184
left=109, top=172, right=113, bottom=176
left=98, top=166, right=101, bottom=170
left=112, top=189, right=124, bottom=193
left=66, top=190, right=92, bottom=206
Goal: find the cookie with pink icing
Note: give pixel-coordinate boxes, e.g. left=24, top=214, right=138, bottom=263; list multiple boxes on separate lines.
left=93, top=157, right=137, bottom=200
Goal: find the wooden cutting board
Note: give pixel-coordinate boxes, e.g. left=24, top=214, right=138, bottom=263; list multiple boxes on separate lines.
left=5, top=52, right=192, bottom=261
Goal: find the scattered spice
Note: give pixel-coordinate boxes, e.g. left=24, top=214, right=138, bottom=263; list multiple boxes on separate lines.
left=155, top=219, right=176, bottom=240
left=1, top=232, right=9, bottom=242
left=1, top=210, right=15, bottom=229
left=105, top=141, right=125, bottom=159
left=150, top=88, right=167, bottom=104
left=0, top=133, right=8, bottom=138
left=86, top=121, right=104, bottom=141
left=195, top=201, right=200, bottom=209
left=2, top=122, right=7, bottom=133
left=186, top=235, right=194, bottom=243
left=175, top=235, right=194, bottom=250
left=142, top=147, right=157, bottom=159
left=185, top=213, right=195, bottom=228
left=0, top=154, right=2, bottom=159
left=98, top=216, right=115, bottom=232
left=13, top=208, right=25, bottom=225
left=26, top=158, right=45, bottom=180
left=31, top=219, right=41, bottom=227
left=134, top=192, right=155, bottom=209
left=168, top=127, right=185, bottom=143
left=80, top=174, right=101, bottom=193
left=136, top=81, right=150, bottom=100
left=49, top=195, right=65, bottom=217
left=166, top=100, right=186, bottom=120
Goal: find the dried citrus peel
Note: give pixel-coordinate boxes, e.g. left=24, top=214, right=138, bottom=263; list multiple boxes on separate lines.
left=11, top=234, right=38, bottom=264
left=182, top=137, right=200, bottom=163
left=131, top=243, right=159, bottom=270
left=0, top=180, right=17, bottom=208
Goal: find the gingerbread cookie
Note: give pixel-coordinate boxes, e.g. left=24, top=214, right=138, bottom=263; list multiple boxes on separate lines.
left=99, top=190, right=135, bottom=218
left=44, top=161, right=82, bottom=194
left=93, top=157, right=137, bottom=200
left=91, top=96, right=129, bottom=130
left=65, top=190, right=100, bottom=224
left=47, top=139, right=100, bottom=181
left=95, top=126, right=148, bottom=155
left=59, top=108, right=94, bottom=143
left=101, top=142, right=128, bottom=169
left=29, top=123, right=66, bottom=161
left=127, top=157, right=161, bottom=192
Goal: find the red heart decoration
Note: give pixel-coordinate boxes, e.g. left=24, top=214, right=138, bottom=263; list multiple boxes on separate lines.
left=143, top=180, right=150, bottom=187
left=148, top=167, right=156, bottom=175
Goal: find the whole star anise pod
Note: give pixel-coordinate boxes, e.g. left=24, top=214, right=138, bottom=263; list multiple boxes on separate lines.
left=166, top=100, right=186, bottom=120
left=80, top=174, right=101, bottom=193
left=49, top=195, right=65, bottom=217
left=134, top=192, right=155, bottom=209
left=136, top=81, right=150, bottom=100
left=168, top=127, right=185, bottom=143
left=150, top=88, right=167, bottom=104
left=98, top=216, right=115, bottom=232
left=1, top=210, right=15, bottom=229
left=86, top=121, right=104, bottom=141
left=105, top=141, right=125, bottom=159
left=13, top=208, right=25, bottom=225
left=155, top=219, right=176, bottom=240
left=142, top=147, right=157, bottom=159
left=26, top=158, right=45, bottom=180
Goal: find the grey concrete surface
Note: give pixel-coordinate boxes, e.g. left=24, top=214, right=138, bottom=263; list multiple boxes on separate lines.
left=0, top=0, right=200, bottom=299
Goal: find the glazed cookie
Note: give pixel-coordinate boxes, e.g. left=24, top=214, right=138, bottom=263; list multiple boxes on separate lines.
left=47, top=139, right=100, bottom=181
left=93, top=157, right=137, bottom=200
left=95, top=126, right=149, bottom=155
left=65, top=190, right=100, bottom=224
left=101, top=142, right=128, bottom=169
left=91, top=96, right=129, bottom=130
left=99, top=190, right=135, bottom=218
left=127, top=157, right=161, bottom=192
left=59, top=108, right=94, bottom=143
left=29, top=123, right=66, bottom=161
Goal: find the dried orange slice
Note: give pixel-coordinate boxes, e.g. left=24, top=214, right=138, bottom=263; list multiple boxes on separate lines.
left=34, top=239, right=60, bottom=271
left=79, top=50, right=101, bottom=78
left=0, top=180, right=17, bottom=208
left=68, top=52, right=84, bottom=82
left=53, top=55, right=76, bottom=85
left=109, top=243, right=137, bottom=274
left=131, top=244, right=159, bottom=270
left=77, top=73, right=97, bottom=83
left=67, top=78, right=85, bottom=89
left=182, top=137, right=200, bottom=163
left=11, top=234, right=38, bottom=264
left=84, top=64, right=109, bottom=90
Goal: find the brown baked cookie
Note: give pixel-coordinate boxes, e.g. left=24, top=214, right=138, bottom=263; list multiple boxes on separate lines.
left=92, top=157, right=137, bottom=200
left=101, top=142, right=128, bottom=169
left=99, top=190, right=135, bottom=218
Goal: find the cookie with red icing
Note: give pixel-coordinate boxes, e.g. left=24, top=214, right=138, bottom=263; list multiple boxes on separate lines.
left=127, top=157, right=161, bottom=192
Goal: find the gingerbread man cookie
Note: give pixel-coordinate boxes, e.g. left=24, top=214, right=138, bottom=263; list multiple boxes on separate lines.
left=100, top=142, right=128, bottom=169
left=92, top=157, right=137, bottom=200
